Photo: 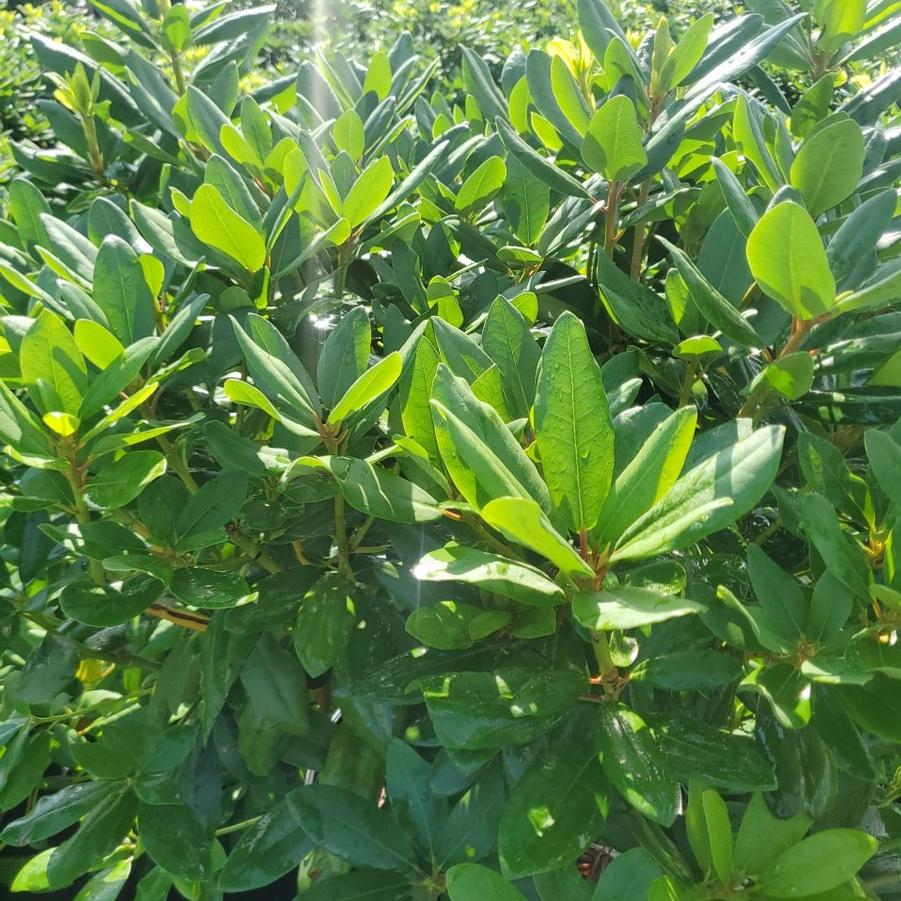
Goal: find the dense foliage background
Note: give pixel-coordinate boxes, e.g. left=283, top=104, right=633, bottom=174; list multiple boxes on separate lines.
left=0, top=0, right=899, bottom=898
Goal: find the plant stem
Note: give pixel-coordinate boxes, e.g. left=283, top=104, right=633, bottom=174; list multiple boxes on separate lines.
left=169, top=51, right=186, bottom=95
left=334, top=241, right=352, bottom=299
left=215, top=815, right=262, bottom=837
left=604, top=180, right=620, bottom=257
left=629, top=180, right=650, bottom=278
left=678, top=358, right=699, bottom=408
left=593, top=633, right=617, bottom=679
left=64, top=463, right=105, bottom=585
left=229, top=531, right=281, bottom=574
left=156, top=432, right=199, bottom=493
left=333, top=492, right=353, bottom=579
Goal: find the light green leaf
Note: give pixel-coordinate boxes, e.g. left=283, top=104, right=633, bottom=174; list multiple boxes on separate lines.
left=573, top=585, right=703, bottom=630
left=747, top=202, right=836, bottom=319
left=85, top=450, right=167, bottom=509
left=189, top=183, right=266, bottom=272
left=613, top=425, right=784, bottom=561
left=659, top=238, right=760, bottom=346
left=20, top=310, right=88, bottom=417
left=757, top=829, right=877, bottom=896
left=331, top=109, right=365, bottom=161
left=342, top=155, right=394, bottom=228
left=330, top=456, right=441, bottom=523
left=582, top=95, right=647, bottom=182
left=790, top=118, right=865, bottom=216
left=481, top=496, right=593, bottom=580
left=327, top=351, right=402, bottom=425
left=455, top=156, right=507, bottom=215
left=662, top=13, right=714, bottom=90
left=412, top=544, right=565, bottom=606
left=534, top=311, right=614, bottom=532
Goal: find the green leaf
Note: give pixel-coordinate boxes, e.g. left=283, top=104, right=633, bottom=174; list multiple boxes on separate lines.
left=498, top=722, right=608, bottom=879
left=827, top=190, right=896, bottom=285
left=612, top=425, right=784, bottom=562
left=190, top=183, right=266, bottom=272
left=593, top=848, right=661, bottom=900
left=85, top=450, right=167, bottom=509
left=573, top=585, right=704, bottom=630
left=734, top=792, right=811, bottom=877
left=421, top=668, right=585, bottom=750
left=748, top=545, right=807, bottom=641
left=712, top=158, right=758, bottom=237
left=293, top=572, right=355, bottom=677
left=456, top=156, right=507, bottom=215
left=406, top=602, right=509, bottom=650
left=481, top=496, right=593, bottom=580
left=690, top=788, right=733, bottom=883
left=800, top=493, right=871, bottom=599
left=175, top=471, right=248, bottom=546
left=447, top=863, right=528, bottom=901
left=343, top=155, right=394, bottom=228
left=221, top=797, right=314, bottom=892
left=595, top=704, right=678, bottom=826
left=817, top=0, right=866, bottom=51
left=865, top=429, right=901, bottom=507
left=662, top=13, right=714, bottom=89
left=170, top=566, right=251, bottom=609
left=757, top=829, right=877, bottom=896
left=329, top=456, right=442, bottom=523
left=0, top=782, right=119, bottom=846
left=93, top=235, right=156, bottom=344
left=137, top=801, right=212, bottom=883
left=73, top=859, right=131, bottom=901
left=240, top=633, right=309, bottom=736
left=327, top=351, right=402, bottom=425
left=430, top=369, right=548, bottom=513
left=482, top=296, right=541, bottom=419
left=578, top=0, right=632, bottom=71
left=332, top=109, right=365, bottom=161
left=317, top=305, right=370, bottom=409
left=535, top=311, right=614, bottom=532
left=582, top=95, right=647, bottom=182
left=231, top=314, right=319, bottom=425
left=596, top=405, right=696, bottom=543
left=496, top=118, right=588, bottom=198
left=287, top=783, right=418, bottom=870
left=658, top=238, right=760, bottom=346
left=46, top=787, right=137, bottom=888
left=632, top=650, right=741, bottom=691
left=747, top=202, right=836, bottom=319
left=60, top=576, right=164, bottom=626
left=651, top=716, right=776, bottom=793
left=753, top=352, right=815, bottom=401
left=790, top=118, right=865, bottom=217
left=20, top=310, right=88, bottom=417
left=460, top=46, right=509, bottom=124
left=386, top=739, right=444, bottom=864
left=503, top=154, right=550, bottom=246
left=412, top=544, right=565, bottom=606
left=0, top=731, right=51, bottom=812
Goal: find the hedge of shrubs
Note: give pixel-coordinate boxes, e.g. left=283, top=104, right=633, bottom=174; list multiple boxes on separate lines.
left=0, top=0, right=899, bottom=898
